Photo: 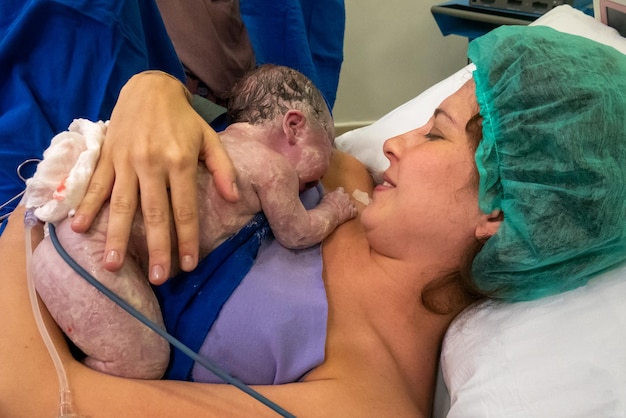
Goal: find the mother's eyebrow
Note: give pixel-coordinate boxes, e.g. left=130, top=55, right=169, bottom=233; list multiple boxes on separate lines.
left=433, top=108, right=457, bottom=126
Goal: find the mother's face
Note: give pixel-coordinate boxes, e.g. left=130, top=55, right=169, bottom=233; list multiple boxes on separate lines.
left=361, top=80, right=493, bottom=266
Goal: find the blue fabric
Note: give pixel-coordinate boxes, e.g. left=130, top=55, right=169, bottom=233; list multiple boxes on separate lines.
left=0, top=0, right=184, bottom=232
left=153, top=213, right=271, bottom=381
left=239, top=0, right=345, bottom=109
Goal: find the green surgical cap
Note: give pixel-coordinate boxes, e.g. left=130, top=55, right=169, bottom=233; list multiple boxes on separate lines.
left=469, top=25, right=626, bottom=302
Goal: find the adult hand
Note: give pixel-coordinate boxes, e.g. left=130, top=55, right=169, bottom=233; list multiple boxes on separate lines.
left=71, top=71, right=239, bottom=285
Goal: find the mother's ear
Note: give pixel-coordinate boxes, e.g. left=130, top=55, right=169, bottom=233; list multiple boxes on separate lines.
left=475, top=209, right=503, bottom=242
left=283, top=110, right=306, bottom=145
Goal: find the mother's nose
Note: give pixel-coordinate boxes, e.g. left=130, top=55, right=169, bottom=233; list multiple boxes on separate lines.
left=383, top=132, right=409, bottom=161
left=383, top=138, right=397, bottom=162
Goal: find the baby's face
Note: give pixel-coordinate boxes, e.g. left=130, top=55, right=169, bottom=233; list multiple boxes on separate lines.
left=294, top=122, right=334, bottom=192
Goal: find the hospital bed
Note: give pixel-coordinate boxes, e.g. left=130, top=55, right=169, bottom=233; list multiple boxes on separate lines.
left=335, top=5, right=626, bottom=417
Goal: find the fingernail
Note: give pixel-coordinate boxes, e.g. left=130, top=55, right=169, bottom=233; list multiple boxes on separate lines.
left=105, top=250, right=120, bottom=264
left=150, top=265, right=166, bottom=283
left=181, top=255, right=195, bottom=271
left=72, top=214, right=86, bottom=226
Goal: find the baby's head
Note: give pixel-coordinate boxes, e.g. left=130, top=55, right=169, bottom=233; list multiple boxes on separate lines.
left=227, top=64, right=333, bottom=139
left=228, top=64, right=335, bottom=191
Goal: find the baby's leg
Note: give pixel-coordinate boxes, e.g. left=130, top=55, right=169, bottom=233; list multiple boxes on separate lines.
left=31, top=210, right=169, bottom=379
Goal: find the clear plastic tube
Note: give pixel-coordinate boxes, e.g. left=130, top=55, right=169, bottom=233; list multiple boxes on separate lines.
left=24, top=210, right=83, bottom=418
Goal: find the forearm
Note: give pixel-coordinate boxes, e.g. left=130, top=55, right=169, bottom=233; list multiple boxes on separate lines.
left=0, top=207, right=66, bottom=416
left=66, top=368, right=379, bottom=418
left=66, top=367, right=282, bottom=418
left=273, top=196, right=353, bottom=249
left=270, top=151, right=371, bottom=248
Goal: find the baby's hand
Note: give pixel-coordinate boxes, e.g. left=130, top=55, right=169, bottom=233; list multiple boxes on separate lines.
left=322, top=187, right=358, bottom=224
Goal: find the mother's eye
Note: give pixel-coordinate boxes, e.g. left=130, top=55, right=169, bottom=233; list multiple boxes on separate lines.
left=424, top=132, right=443, bottom=141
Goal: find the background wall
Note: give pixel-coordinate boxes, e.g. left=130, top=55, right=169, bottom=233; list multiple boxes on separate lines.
left=333, top=0, right=469, bottom=132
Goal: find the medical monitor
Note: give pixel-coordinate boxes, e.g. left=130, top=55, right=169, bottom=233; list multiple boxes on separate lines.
left=595, top=0, right=626, bottom=36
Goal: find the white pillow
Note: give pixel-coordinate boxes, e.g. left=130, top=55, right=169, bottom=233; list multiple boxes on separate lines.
left=335, top=5, right=626, bottom=178
left=335, top=65, right=474, bottom=178
left=442, top=264, right=626, bottom=418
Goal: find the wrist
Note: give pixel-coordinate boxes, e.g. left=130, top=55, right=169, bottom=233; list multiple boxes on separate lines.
left=125, top=70, right=192, bottom=103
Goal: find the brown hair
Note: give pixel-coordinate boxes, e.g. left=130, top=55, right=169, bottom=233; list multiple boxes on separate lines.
left=421, top=113, right=490, bottom=315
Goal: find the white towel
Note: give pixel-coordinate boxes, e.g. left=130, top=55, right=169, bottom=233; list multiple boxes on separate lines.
left=24, top=119, right=107, bottom=223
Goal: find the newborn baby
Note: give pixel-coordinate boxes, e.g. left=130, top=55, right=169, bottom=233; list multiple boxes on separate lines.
left=28, top=65, right=356, bottom=379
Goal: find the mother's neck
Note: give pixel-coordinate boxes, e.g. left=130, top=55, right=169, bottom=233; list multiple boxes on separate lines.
left=322, top=225, right=461, bottom=412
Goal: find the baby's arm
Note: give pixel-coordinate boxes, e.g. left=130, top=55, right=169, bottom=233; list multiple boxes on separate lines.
left=254, top=160, right=357, bottom=249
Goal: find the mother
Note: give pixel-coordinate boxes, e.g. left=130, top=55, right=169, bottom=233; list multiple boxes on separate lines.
left=2, top=26, right=625, bottom=417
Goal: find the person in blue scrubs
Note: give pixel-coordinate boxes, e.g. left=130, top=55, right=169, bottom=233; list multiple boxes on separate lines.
left=0, top=0, right=239, bottom=277
left=240, top=0, right=346, bottom=109
left=0, top=0, right=184, bottom=232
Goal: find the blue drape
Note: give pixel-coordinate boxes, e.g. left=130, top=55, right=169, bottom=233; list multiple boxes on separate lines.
left=0, top=0, right=184, bottom=233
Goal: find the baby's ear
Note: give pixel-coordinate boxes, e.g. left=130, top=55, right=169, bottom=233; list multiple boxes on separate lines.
left=283, top=110, right=306, bottom=145
left=475, top=209, right=503, bottom=242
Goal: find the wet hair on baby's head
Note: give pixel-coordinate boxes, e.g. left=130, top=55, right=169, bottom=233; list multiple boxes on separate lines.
left=227, top=64, right=332, bottom=137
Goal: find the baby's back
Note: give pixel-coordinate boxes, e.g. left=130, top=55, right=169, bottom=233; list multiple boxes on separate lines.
left=194, top=135, right=277, bottom=257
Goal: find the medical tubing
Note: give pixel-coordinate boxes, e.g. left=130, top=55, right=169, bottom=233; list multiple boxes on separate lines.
left=24, top=211, right=83, bottom=418
left=47, top=223, right=296, bottom=418
left=0, top=189, right=24, bottom=220
left=0, top=159, right=40, bottom=222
